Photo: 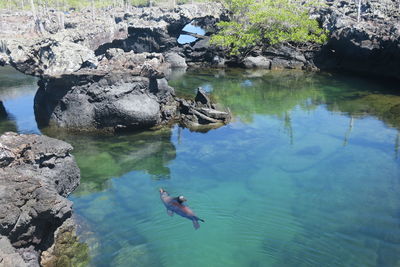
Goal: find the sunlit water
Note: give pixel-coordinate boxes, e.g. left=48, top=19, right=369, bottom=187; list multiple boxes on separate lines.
left=1, top=67, right=400, bottom=266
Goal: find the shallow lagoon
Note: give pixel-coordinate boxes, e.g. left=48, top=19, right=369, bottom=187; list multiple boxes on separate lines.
left=1, top=67, right=400, bottom=266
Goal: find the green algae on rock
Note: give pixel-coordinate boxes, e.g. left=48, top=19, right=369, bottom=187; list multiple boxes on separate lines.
left=41, top=219, right=90, bottom=267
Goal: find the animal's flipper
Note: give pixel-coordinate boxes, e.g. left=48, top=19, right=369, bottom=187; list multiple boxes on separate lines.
left=195, top=216, right=205, bottom=223
left=166, top=209, right=174, bottom=217
left=192, top=219, right=200, bottom=230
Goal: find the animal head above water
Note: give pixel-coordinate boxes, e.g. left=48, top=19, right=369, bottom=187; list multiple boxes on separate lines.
left=178, top=195, right=187, bottom=203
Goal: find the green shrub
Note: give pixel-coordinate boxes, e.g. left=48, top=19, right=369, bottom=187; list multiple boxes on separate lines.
left=210, top=0, right=328, bottom=56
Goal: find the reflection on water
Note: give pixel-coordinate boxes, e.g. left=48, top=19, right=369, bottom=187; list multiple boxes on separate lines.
left=0, top=100, right=17, bottom=133
left=45, top=129, right=176, bottom=195
left=0, top=66, right=38, bottom=134
left=2, top=67, right=400, bottom=266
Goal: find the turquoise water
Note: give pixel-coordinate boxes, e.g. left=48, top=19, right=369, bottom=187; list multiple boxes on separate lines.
left=1, top=67, right=400, bottom=266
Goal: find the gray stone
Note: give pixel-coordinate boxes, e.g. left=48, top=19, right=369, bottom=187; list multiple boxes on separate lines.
left=270, top=58, right=304, bottom=70
left=105, top=48, right=125, bottom=60
left=164, top=52, right=187, bottom=68
left=0, top=236, right=28, bottom=267
left=243, top=56, right=271, bottom=69
left=6, top=39, right=97, bottom=77
left=34, top=72, right=176, bottom=132
left=0, top=132, right=80, bottom=266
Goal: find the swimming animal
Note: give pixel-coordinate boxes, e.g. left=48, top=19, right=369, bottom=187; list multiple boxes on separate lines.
left=159, top=188, right=205, bottom=229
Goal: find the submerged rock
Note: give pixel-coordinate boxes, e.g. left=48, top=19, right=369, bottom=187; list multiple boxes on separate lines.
left=111, top=243, right=151, bottom=266
left=0, top=132, right=80, bottom=266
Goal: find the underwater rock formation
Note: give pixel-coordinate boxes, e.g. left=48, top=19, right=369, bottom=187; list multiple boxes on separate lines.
left=0, top=132, right=81, bottom=266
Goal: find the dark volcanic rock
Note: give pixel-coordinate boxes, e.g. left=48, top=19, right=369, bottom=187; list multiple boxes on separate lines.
left=32, top=48, right=231, bottom=132
left=33, top=50, right=178, bottom=132
left=315, top=0, right=400, bottom=79
left=0, top=132, right=80, bottom=266
left=178, top=88, right=231, bottom=131
left=34, top=71, right=177, bottom=132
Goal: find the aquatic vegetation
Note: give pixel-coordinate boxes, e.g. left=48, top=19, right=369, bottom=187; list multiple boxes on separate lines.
left=41, top=222, right=90, bottom=267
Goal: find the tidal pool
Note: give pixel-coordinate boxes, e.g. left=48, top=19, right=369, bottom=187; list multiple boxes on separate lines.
left=1, top=67, right=400, bottom=267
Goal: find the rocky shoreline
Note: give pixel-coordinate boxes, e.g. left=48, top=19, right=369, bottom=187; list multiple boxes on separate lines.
left=0, top=1, right=399, bottom=265
left=0, top=1, right=398, bottom=133
left=0, top=132, right=86, bottom=266
left=0, top=3, right=231, bottom=132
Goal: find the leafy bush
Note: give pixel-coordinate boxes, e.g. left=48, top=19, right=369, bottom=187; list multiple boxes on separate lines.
left=210, top=0, right=328, bottom=56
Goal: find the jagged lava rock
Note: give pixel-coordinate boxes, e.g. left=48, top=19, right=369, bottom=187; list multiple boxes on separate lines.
left=34, top=52, right=177, bottom=131
left=0, top=132, right=80, bottom=266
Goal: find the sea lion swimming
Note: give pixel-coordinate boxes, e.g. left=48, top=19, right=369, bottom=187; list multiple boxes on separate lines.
left=159, top=188, right=205, bottom=229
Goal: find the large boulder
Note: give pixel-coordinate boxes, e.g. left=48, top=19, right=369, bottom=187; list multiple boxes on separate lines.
left=243, top=56, right=271, bottom=69
left=32, top=50, right=177, bottom=132
left=34, top=72, right=177, bottom=132
left=164, top=52, right=187, bottom=68
left=0, top=132, right=80, bottom=265
left=6, top=39, right=97, bottom=76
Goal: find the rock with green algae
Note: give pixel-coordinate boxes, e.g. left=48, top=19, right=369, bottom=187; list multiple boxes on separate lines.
left=40, top=218, right=90, bottom=267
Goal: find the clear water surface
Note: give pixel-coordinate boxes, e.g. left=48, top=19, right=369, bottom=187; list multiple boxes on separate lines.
left=1, top=66, right=400, bottom=267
